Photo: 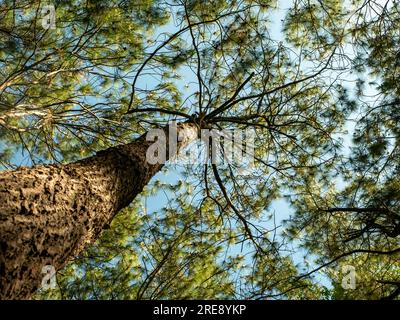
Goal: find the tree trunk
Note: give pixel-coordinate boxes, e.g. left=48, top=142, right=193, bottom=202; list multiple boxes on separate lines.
left=0, top=122, right=198, bottom=299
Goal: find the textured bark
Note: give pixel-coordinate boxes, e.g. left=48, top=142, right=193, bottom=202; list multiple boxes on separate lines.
left=0, top=122, right=198, bottom=299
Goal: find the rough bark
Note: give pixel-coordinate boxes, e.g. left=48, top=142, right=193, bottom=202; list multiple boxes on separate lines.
left=0, top=122, right=198, bottom=299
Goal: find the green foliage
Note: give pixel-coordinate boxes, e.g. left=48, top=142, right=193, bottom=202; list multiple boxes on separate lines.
left=0, top=0, right=169, bottom=164
left=2, top=0, right=399, bottom=299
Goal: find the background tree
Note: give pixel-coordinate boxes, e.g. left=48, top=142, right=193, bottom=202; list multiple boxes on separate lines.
left=284, top=0, right=399, bottom=300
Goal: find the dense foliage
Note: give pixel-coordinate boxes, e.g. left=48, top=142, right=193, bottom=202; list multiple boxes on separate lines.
left=1, top=0, right=398, bottom=299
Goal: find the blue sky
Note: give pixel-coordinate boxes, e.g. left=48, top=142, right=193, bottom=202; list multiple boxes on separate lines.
left=137, top=0, right=337, bottom=292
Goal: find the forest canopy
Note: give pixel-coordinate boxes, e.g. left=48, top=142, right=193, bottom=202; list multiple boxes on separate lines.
left=0, top=0, right=399, bottom=300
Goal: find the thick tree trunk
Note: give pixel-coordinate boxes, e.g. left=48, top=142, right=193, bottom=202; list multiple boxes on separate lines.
left=0, top=122, right=197, bottom=299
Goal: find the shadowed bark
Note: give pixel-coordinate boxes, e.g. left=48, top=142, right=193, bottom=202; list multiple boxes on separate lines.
left=0, top=122, right=198, bottom=299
